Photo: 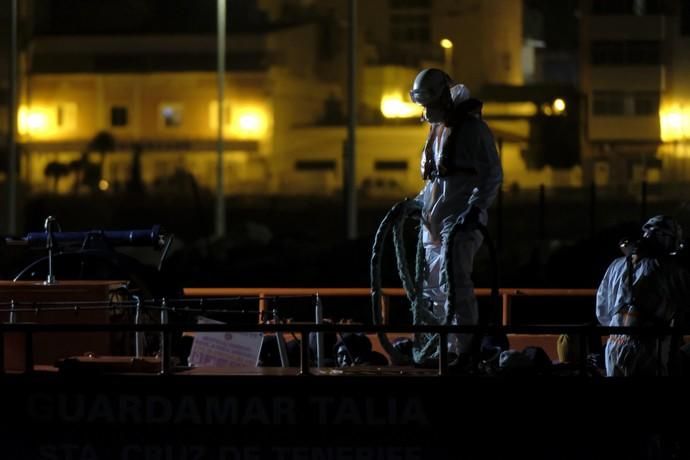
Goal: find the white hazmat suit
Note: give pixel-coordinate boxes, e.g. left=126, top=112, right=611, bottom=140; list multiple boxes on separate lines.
left=596, top=217, right=690, bottom=376
left=414, top=79, right=503, bottom=357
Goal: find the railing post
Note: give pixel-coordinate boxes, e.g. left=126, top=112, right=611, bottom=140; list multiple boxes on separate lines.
left=274, top=309, right=289, bottom=368
left=438, top=331, right=448, bottom=376
left=160, top=298, right=170, bottom=375
left=134, top=295, right=144, bottom=359
left=9, top=299, right=16, bottom=325
left=299, top=329, right=310, bottom=376
left=258, top=293, right=266, bottom=323
left=381, top=294, right=389, bottom=325
left=501, top=292, right=511, bottom=326
left=314, top=293, right=325, bottom=368
left=4, top=299, right=14, bottom=375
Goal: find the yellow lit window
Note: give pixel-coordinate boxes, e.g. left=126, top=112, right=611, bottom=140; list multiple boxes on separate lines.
left=159, top=103, right=183, bottom=128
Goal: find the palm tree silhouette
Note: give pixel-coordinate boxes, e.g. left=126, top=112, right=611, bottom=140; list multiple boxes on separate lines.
left=70, top=131, right=116, bottom=192
left=44, top=161, right=70, bottom=192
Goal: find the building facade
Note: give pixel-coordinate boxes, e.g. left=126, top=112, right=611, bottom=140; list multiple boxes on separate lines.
left=12, top=0, right=573, bottom=201
left=580, top=0, right=690, bottom=188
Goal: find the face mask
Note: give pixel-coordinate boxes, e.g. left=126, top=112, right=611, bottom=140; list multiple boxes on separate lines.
left=423, top=104, right=446, bottom=123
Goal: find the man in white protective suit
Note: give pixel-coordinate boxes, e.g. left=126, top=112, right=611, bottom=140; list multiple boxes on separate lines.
left=409, top=68, right=503, bottom=364
left=596, top=215, right=690, bottom=376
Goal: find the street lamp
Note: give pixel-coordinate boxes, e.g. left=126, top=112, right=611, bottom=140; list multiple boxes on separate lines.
left=8, top=0, right=18, bottom=234
left=216, top=0, right=226, bottom=238
left=552, top=98, right=566, bottom=115
left=440, top=38, right=453, bottom=74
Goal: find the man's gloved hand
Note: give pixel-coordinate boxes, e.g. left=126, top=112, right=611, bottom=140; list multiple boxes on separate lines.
left=460, top=205, right=482, bottom=231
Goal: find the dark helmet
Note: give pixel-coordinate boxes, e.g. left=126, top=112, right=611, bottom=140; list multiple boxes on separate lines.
left=641, top=215, right=683, bottom=254
left=409, top=68, right=451, bottom=106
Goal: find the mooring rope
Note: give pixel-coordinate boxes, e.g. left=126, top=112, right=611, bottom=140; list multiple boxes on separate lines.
left=372, top=200, right=500, bottom=365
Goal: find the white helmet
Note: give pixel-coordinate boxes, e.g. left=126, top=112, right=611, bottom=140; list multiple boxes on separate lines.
left=409, top=68, right=451, bottom=105
left=409, top=68, right=453, bottom=123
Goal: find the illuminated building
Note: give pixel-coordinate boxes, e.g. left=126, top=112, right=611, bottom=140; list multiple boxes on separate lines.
left=580, top=0, right=690, bottom=186
left=7, top=0, right=570, bottom=198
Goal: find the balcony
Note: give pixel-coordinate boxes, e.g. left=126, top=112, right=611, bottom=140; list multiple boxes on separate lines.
left=590, top=66, right=664, bottom=91
left=588, top=15, right=665, bottom=40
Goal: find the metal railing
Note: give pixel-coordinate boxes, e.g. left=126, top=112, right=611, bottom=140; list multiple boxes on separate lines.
left=0, top=288, right=602, bottom=377
left=0, top=318, right=682, bottom=376
left=182, top=287, right=598, bottom=326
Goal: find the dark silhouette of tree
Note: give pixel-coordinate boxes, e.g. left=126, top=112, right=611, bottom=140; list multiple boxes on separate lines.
left=44, top=161, right=70, bottom=192
left=69, top=154, right=87, bottom=193
left=88, top=131, right=115, bottom=165
left=69, top=151, right=102, bottom=193
left=67, top=131, right=116, bottom=193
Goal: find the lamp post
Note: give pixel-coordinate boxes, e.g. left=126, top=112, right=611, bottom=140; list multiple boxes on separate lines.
left=440, top=38, right=453, bottom=74
left=345, top=0, right=358, bottom=240
left=215, top=0, right=226, bottom=238
left=7, top=0, right=18, bottom=235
